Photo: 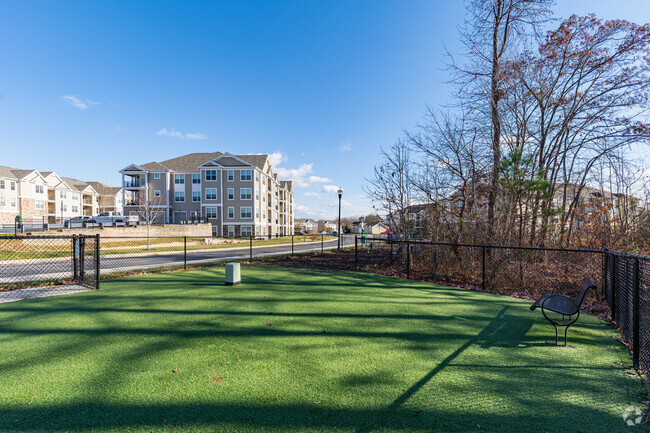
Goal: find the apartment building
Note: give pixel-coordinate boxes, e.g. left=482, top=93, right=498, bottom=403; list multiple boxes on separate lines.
left=119, top=152, right=295, bottom=237
left=87, top=182, right=128, bottom=214
left=0, top=165, right=121, bottom=224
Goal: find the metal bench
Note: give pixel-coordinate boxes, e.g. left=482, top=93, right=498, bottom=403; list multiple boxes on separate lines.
left=530, top=277, right=596, bottom=346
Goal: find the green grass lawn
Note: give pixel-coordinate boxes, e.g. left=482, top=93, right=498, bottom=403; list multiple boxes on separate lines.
left=0, top=265, right=645, bottom=432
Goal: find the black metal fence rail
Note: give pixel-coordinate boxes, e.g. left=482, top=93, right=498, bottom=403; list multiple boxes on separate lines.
left=603, top=250, right=650, bottom=375
left=354, top=237, right=604, bottom=297
left=0, top=234, right=100, bottom=302
left=94, top=234, right=352, bottom=275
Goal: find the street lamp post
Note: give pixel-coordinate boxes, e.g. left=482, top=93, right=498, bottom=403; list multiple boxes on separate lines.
left=337, top=188, right=343, bottom=249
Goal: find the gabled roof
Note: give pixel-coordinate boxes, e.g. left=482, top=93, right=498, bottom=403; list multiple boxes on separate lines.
left=142, top=152, right=223, bottom=171
left=236, top=154, right=268, bottom=169
left=62, top=177, right=98, bottom=195
left=11, top=169, right=37, bottom=179
left=86, top=182, right=122, bottom=196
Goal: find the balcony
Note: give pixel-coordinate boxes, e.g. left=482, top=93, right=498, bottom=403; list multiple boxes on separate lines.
left=123, top=180, right=142, bottom=188
left=125, top=201, right=142, bottom=206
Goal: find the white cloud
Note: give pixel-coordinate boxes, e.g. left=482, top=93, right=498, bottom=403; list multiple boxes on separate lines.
left=308, top=175, right=332, bottom=183
left=275, top=163, right=314, bottom=188
left=323, top=184, right=340, bottom=193
left=157, top=128, right=206, bottom=140
left=63, top=95, right=86, bottom=109
left=267, top=151, right=288, bottom=167
left=339, top=142, right=352, bottom=152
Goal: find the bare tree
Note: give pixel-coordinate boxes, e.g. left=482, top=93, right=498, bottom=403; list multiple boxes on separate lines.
left=452, top=0, right=553, bottom=238
left=133, top=195, right=167, bottom=250
left=364, top=140, right=418, bottom=239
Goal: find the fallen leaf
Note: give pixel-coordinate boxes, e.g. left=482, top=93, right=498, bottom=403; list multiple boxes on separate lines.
left=212, top=376, right=223, bottom=383
left=172, top=369, right=178, bottom=373
left=267, top=320, right=272, bottom=326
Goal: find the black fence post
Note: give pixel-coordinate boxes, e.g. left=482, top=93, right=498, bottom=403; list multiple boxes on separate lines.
left=291, top=234, right=294, bottom=256
left=321, top=234, right=324, bottom=255
left=184, top=236, right=187, bottom=269
left=354, top=236, right=358, bottom=270
left=79, top=236, right=86, bottom=283
left=482, top=246, right=486, bottom=290
left=95, top=233, right=101, bottom=290
left=72, top=235, right=78, bottom=281
left=611, top=254, right=617, bottom=322
left=406, top=240, right=410, bottom=279
left=250, top=236, right=253, bottom=263
left=633, top=257, right=640, bottom=369
left=602, top=249, right=608, bottom=301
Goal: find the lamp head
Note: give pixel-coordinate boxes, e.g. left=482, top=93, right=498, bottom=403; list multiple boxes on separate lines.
left=337, top=188, right=343, bottom=198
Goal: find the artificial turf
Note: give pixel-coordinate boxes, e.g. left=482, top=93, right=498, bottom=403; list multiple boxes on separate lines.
left=0, top=264, right=645, bottom=432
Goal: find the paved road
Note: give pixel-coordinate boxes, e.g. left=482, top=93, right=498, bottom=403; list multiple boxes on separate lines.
left=0, top=236, right=355, bottom=284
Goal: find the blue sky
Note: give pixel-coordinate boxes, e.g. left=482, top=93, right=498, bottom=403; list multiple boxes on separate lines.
left=0, top=1, right=648, bottom=219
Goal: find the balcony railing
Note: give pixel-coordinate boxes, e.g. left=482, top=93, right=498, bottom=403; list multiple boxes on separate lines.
left=123, top=180, right=141, bottom=188
left=125, top=201, right=142, bottom=206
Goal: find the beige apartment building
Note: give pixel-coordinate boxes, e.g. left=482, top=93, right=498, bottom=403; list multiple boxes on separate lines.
left=119, top=152, right=295, bottom=237
left=0, top=165, right=125, bottom=224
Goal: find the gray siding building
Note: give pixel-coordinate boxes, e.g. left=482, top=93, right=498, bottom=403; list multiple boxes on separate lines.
left=119, top=152, right=295, bottom=237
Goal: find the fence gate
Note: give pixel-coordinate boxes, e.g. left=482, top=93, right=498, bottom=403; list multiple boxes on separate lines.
left=0, top=234, right=100, bottom=303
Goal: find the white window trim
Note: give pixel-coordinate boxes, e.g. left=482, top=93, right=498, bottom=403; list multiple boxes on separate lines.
left=240, top=188, right=252, bottom=200
left=227, top=188, right=234, bottom=200
left=240, top=206, right=252, bottom=219
left=192, top=191, right=201, bottom=202
left=174, top=192, right=185, bottom=202
left=206, top=207, right=218, bottom=219
left=205, top=188, right=217, bottom=200
left=174, top=174, right=185, bottom=184
left=154, top=173, right=161, bottom=179
left=227, top=206, right=235, bottom=219
left=154, top=190, right=161, bottom=197
left=227, top=170, right=234, bottom=182
left=205, top=170, right=217, bottom=181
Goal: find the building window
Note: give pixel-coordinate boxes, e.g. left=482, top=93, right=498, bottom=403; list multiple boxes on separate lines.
left=240, top=188, right=252, bottom=200
left=227, top=188, right=234, bottom=200
left=0, top=180, right=4, bottom=189
left=241, top=226, right=252, bottom=237
left=192, top=191, right=201, bottom=202
left=35, top=200, right=44, bottom=209
left=206, top=207, right=217, bottom=219
left=240, top=206, right=252, bottom=219
left=60, top=191, right=67, bottom=199
left=205, top=170, right=217, bottom=181
left=154, top=173, right=161, bottom=179
left=60, top=202, right=66, bottom=211
left=255, top=211, right=259, bottom=219
left=72, top=193, right=79, bottom=201
left=10, top=198, right=15, bottom=207
left=227, top=170, right=234, bottom=181
left=154, top=190, right=161, bottom=197
left=174, top=174, right=184, bottom=184
left=174, top=192, right=185, bottom=202
left=255, top=171, right=259, bottom=181
left=212, top=225, right=218, bottom=237
left=192, top=174, right=201, bottom=184
left=205, top=188, right=217, bottom=200
left=228, top=226, right=235, bottom=237
left=71, top=205, right=79, bottom=213
left=35, top=185, right=44, bottom=194
left=0, top=197, right=4, bottom=206
left=10, top=182, right=15, bottom=191
left=227, top=207, right=234, bottom=219
left=241, top=170, right=252, bottom=181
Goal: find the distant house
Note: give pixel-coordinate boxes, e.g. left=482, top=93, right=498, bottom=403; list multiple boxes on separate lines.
left=295, top=218, right=317, bottom=233
left=365, top=222, right=388, bottom=235
left=318, top=220, right=337, bottom=232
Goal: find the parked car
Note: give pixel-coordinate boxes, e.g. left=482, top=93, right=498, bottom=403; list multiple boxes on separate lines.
left=70, top=216, right=93, bottom=222
left=90, top=212, right=139, bottom=224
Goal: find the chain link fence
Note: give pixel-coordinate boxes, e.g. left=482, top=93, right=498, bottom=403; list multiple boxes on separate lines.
left=354, top=237, right=603, bottom=297
left=0, top=234, right=351, bottom=303
left=604, top=251, right=650, bottom=377
left=0, top=234, right=100, bottom=302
